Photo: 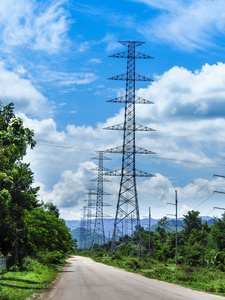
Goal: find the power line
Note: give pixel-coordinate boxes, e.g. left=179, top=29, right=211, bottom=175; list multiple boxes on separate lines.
left=37, top=143, right=225, bottom=166
left=152, top=156, right=225, bottom=167
left=38, top=143, right=93, bottom=152
left=193, top=193, right=214, bottom=210
left=180, top=177, right=214, bottom=203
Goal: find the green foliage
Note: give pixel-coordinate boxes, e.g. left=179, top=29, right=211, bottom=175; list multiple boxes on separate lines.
left=0, top=102, right=72, bottom=267
left=209, top=215, right=225, bottom=251
left=0, top=103, right=38, bottom=265
left=25, top=206, right=72, bottom=256
left=182, top=210, right=202, bottom=239
left=0, top=258, right=60, bottom=300
left=37, top=251, right=64, bottom=264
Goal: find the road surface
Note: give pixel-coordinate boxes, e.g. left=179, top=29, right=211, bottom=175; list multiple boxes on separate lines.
left=37, top=256, right=225, bottom=300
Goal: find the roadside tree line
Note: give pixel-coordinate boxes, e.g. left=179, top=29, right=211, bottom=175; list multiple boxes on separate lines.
left=102, top=210, right=225, bottom=268
left=0, top=102, right=73, bottom=267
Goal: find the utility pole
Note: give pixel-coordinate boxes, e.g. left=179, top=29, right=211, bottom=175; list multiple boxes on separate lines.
left=104, top=41, right=156, bottom=256
left=167, top=190, right=178, bottom=265
left=149, top=207, right=151, bottom=259
left=175, top=191, right=178, bottom=266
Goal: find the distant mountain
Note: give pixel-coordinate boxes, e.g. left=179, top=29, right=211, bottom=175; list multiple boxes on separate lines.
left=66, top=217, right=217, bottom=235
left=65, top=220, right=80, bottom=230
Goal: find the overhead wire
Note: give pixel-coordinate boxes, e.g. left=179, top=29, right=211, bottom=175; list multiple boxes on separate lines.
left=180, top=177, right=214, bottom=203
left=193, top=193, right=214, bottom=210
left=38, top=142, right=225, bottom=166
left=37, top=142, right=225, bottom=217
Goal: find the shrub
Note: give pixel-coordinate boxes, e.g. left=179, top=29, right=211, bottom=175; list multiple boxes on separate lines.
left=21, top=257, right=41, bottom=271
left=37, top=251, right=64, bottom=264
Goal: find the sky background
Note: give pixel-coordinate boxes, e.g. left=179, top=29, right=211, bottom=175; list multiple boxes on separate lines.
left=2, top=0, right=225, bottom=220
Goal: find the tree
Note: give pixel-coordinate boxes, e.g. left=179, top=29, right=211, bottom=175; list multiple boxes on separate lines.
left=25, top=205, right=72, bottom=257
left=0, top=102, right=73, bottom=266
left=155, top=217, right=169, bottom=261
left=182, top=210, right=202, bottom=242
left=181, top=210, right=204, bottom=266
left=0, top=103, right=38, bottom=265
left=209, top=213, right=225, bottom=251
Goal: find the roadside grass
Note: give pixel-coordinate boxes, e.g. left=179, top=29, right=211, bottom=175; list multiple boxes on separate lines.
left=79, top=251, right=225, bottom=297
left=0, top=258, right=62, bottom=300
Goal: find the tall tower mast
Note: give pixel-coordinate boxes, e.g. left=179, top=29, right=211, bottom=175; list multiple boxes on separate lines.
left=91, top=151, right=111, bottom=248
left=84, top=189, right=94, bottom=249
left=105, top=41, right=156, bottom=255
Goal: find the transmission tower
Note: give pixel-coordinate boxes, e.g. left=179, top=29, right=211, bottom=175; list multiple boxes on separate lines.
left=91, top=151, right=111, bottom=248
left=104, top=41, right=156, bottom=256
left=81, top=206, right=87, bottom=249
left=84, top=189, right=96, bottom=249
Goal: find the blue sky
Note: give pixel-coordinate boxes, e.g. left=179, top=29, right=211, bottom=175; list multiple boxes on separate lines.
left=2, top=0, right=225, bottom=220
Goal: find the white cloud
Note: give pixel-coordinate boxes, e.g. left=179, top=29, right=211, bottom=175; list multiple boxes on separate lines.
left=135, top=62, right=225, bottom=161
left=20, top=61, right=225, bottom=219
left=0, top=62, right=49, bottom=117
left=39, top=161, right=96, bottom=208
left=0, top=0, right=70, bottom=53
left=39, top=69, right=98, bottom=86
left=102, top=33, right=122, bottom=52
left=132, top=0, right=225, bottom=50
left=88, top=58, right=102, bottom=64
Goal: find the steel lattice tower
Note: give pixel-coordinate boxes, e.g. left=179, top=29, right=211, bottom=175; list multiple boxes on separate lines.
left=105, top=41, right=156, bottom=255
left=91, top=151, right=111, bottom=248
left=81, top=206, right=87, bottom=249
left=84, top=189, right=95, bottom=249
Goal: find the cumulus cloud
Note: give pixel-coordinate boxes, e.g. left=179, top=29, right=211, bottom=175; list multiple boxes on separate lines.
left=134, top=62, right=225, bottom=163
left=0, top=63, right=49, bottom=117
left=40, top=161, right=96, bottom=207
left=21, top=61, right=225, bottom=219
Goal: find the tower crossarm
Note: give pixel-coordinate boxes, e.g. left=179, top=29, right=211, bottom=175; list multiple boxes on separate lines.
left=105, top=168, right=155, bottom=177
left=109, top=50, right=154, bottom=60
left=91, top=166, right=111, bottom=172
left=104, top=145, right=156, bottom=155
left=107, top=95, right=154, bottom=104
left=91, top=152, right=111, bottom=161
left=90, top=177, right=111, bottom=182
left=104, top=123, right=156, bottom=131
left=108, top=73, right=153, bottom=82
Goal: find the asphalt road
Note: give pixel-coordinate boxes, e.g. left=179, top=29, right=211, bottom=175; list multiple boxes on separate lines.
left=37, top=256, right=225, bottom=300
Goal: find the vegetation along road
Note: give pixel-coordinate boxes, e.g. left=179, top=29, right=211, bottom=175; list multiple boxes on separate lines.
left=37, top=256, right=225, bottom=300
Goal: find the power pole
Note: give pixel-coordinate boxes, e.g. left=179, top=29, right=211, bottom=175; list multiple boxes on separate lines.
left=175, top=190, right=178, bottom=266
left=91, top=151, right=111, bottom=249
left=104, top=41, right=156, bottom=256
left=149, top=207, right=151, bottom=259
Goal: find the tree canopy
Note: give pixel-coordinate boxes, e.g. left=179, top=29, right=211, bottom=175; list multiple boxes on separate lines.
left=0, top=102, right=72, bottom=266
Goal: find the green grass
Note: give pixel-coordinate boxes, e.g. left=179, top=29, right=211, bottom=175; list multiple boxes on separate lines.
left=79, top=251, right=225, bottom=297
left=0, top=258, right=62, bottom=300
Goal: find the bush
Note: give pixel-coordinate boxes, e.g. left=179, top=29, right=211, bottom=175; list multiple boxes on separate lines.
left=215, top=251, right=225, bottom=266
left=21, top=257, right=41, bottom=271
left=113, top=251, right=122, bottom=260
left=93, top=251, right=104, bottom=258
left=79, top=250, right=93, bottom=257
left=37, top=251, right=64, bottom=264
